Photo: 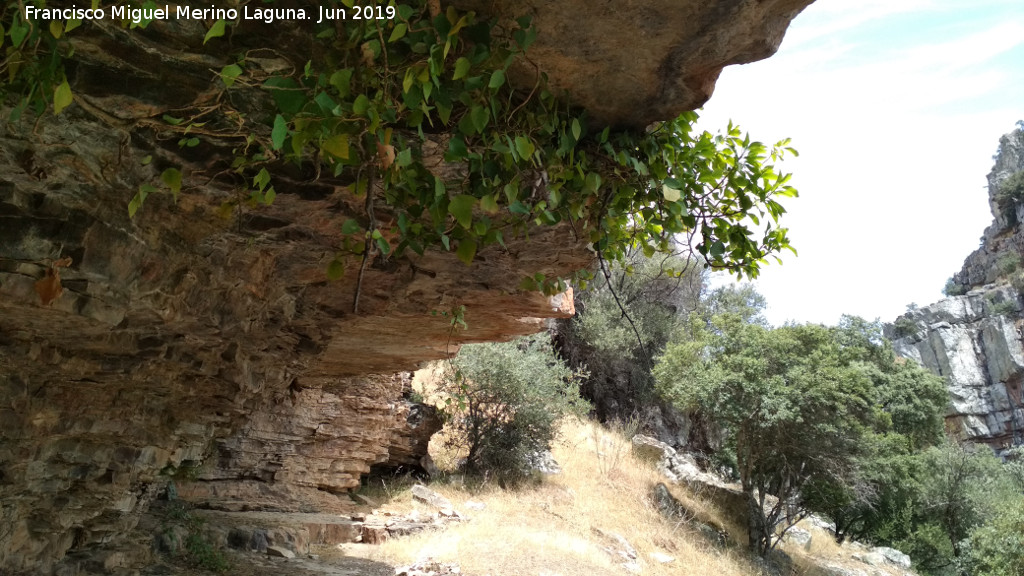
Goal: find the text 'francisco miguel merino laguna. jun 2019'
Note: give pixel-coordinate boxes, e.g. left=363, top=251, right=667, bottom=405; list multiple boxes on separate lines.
left=24, top=4, right=398, bottom=25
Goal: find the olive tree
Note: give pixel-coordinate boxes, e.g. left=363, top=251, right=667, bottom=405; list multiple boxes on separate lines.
left=654, top=314, right=946, bottom=556
left=441, top=334, right=589, bottom=482
left=656, top=318, right=876, bottom=554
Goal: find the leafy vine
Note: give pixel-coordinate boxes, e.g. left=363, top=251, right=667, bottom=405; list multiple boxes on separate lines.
left=1, top=0, right=799, bottom=299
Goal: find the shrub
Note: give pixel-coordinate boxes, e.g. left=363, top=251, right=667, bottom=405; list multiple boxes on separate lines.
left=894, top=521, right=956, bottom=575
left=990, top=299, right=1018, bottom=316
left=964, top=498, right=1024, bottom=576
left=558, top=251, right=704, bottom=419
left=987, top=291, right=1019, bottom=316
left=905, top=442, right=1020, bottom=572
left=1005, top=447, right=1024, bottom=490
left=995, top=170, right=1024, bottom=214
left=943, top=277, right=967, bottom=297
left=996, top=252, right=1021, bottom=277
left=162, top=501, right=231, bottom=572
left=441, top=335, right=589, bottom=482
left=891, top=317, right=918, bottom=339
left=1001, top=170, right=1024, bottom=202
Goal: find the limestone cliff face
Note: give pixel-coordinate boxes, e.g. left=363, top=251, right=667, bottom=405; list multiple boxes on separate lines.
left=954, top=128, right=1024, bottom=287
left=886, top=287, right=1024, bottom=446
left=887, top=128, right=1024, bottom=448
left=0, top=2, right=812, bottom=572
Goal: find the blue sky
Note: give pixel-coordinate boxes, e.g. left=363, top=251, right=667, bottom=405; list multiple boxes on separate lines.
left=696, top=0, right=1024, bottom=326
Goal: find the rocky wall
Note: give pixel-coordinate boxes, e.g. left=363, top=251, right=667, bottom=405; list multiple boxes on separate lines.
left=953, top=129, right=1024, bottom=288
left=886, top=286, right=1024, bottom=447
left=889, top=127, right=1024, bottom=448
left=0, top=108, right=582, bottom=573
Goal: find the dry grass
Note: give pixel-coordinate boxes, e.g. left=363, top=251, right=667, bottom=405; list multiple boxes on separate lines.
left=342, top=410, right=911, bottom=576
left=780, top=521, right=909, bottom=576
left=342, top=418, right=764, bottom=576
left=405, top=359, right=811, bottom=575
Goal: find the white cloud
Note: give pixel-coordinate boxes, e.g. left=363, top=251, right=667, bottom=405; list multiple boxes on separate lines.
left=783, top=0, right=937, bottom=48
left=901, top=21, right=1024, bottom=72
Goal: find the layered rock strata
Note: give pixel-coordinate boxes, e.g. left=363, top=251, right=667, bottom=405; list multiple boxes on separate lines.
left=886, top=287, right=1024, bottom=446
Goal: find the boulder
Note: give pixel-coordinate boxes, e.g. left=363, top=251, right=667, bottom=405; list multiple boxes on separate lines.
left=266, top=545, right=295, bottom=559
left=852, top=551, right=887, bottom=567
left=872, top=546, right=912, bottom=569
left=783, top=526, right=812, bottom=551
left=411, top=485, right=454, bottom=511
left=526, top=450, right=562, bottom=475
left=651, top=483, right=729, bottom=548
left=632, top=434, right=676, bottom=463
left=592, top=526, right=641, bottom=573
left=361, top=525, right=389, bottom=545
left=819, top=563, right=869, bottom=576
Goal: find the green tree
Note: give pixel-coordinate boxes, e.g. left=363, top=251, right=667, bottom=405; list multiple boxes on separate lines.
left=995, top=170, right=1024, bottom=211
left=656, top=313, right=947, bottom=556
left=804, top=434, right=919, bottom=544
left=655, top=318, right=879, bottom=555
left=907, top=442, right=1019, bottom=573
left=697, top=284, right=768, bottom=327
left=1004, top=446, right=1024, bottom=490
left=849, top=441, right=1023, bottom=576
left=805, top=316, right=948, bottom=546
left=964, top=496, right=1024, bottom=576
left=441, top=335, right=589, bottom=482
left=556, top=248, right=703, bottom=419
left=669, top=283, right=768, bottom=462
left=575, top=250, right=703, bottom=364
left=943, top=277, right=967, bottom=297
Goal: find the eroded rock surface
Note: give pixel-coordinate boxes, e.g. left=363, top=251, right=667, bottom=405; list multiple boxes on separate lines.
left=954, top=129, right=1024, bottom=287
left=887, top=288, right=1024, bottom=446
left=452, top=0, right=815, bottom=128
left=888, top=127, right=1024, bottom=448
left=0, top=62, right=580, bottom=576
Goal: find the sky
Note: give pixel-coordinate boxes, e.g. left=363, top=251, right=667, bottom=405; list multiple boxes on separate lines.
left=695, top=0, right=1024, bottom=327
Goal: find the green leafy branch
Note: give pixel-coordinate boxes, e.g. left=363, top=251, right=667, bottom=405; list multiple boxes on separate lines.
left=3, top=0, right=800, bottom=297
left=0, top=1, right=80, bottom=120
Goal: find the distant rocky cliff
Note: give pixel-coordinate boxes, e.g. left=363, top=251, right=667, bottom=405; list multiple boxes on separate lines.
left=887, top=127, right=1024, bottom=449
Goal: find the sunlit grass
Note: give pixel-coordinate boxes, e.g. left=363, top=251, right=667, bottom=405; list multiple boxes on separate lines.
left=342, top=418, right=761, bottom=576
